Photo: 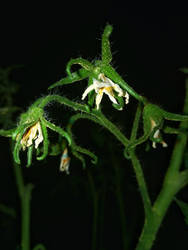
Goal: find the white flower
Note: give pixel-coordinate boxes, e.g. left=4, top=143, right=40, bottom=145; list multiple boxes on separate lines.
left=59, top=147, right=70, bottom=174
left=152, top=129, right=168, bottom=148
left=81, top=73, right=129, bottom=110
left=151, top=120, right=168, bottom=148
left=20, top=121, right=43, bottom=150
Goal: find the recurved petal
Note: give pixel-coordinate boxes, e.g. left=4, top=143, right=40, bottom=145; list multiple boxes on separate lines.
left=82, top=84, right=95, bottom=100
left=111, top=82, right=124, bottom=97
left=95, top=92, right=103, bottom=109
left=34, top=122, right=43, bottom=149
left=103, top=88, right=118, bottom=105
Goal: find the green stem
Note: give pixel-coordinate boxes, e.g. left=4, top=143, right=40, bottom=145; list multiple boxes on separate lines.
left=136, top=177, right=181, bottom=250
left=93, top=110, right=129, bottom=146
left=0, top=128, right=15, bottom=137
left=129, top=151, right=152, bottom=218
left=39, top=95, right=129, bottom=147
left=68, top=113, right=103, bottom=128
left=13, top=162, right=25, bottom=198
left=130, top=103, right=142, bottom=141
left=136, top=79, right=188, bottom=250
left=11, top=138, right=34, bottom=250
left=98, top=183, right=105, bottom=250
left=21, top=183, right=34, bottom=250
left=13, top=160, right=34, bottom=250
left=129, top=103, right=152, bottom=217
left=114, top=164, right=129, bottom=250
left=39, top=95, right=90, bottom=113
left=88, top=171, right=98, bottom=250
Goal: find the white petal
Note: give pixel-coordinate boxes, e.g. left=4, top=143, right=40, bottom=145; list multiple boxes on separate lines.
left=82, top=84, right=95, bottom=100
left=103, top=89, right=118, bottom=104
left=98, top=74, right=125, bottom=98
left=111, top=83, right=124, bottom=97
left=94, top=79, right=111, bottom=90
left=99, top=74, right=113, bottom=84
left=125, top=92, right=129, bottom=104
left=26, top=125, right=38, bottom=147
left=162, top=141, right=168, bottom=147
left=98, top=73, right=106, bottom=81
left=34, top=123, right=43, bottom=149
left=95, top=92, right=103, bottom=109
left=153, top=129, right=160, bottom=139
left=152, top=129, right=160, bottom=148
left=60, top=148, right=70, bottom=174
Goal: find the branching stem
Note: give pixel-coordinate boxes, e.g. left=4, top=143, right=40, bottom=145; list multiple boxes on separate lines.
left=136, top=79, right=188, bottom=250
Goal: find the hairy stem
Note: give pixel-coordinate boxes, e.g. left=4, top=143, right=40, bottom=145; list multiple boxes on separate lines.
left=0, top=128, right=15, bottom=137
left=114, top=163, right=129, bottom=250
left=129, top=103, right=152, bottom=217
left=129, top=151, right=152, bottom=218
left=11, top=141, right=33, bottom=250
left=136, top=79, right=188, bottom=250
left=13, top=160, right=34, bottom=250
left=39, top=95, right=130, bottom=147
left=93, top=110, right=129, bottom=146
left=21, top=183, right=34, bottom=250
left=88, top=171, right=99, bottom=250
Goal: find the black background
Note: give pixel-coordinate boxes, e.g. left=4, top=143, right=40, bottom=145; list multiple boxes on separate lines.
left=0, top=5, right=188, bottom=250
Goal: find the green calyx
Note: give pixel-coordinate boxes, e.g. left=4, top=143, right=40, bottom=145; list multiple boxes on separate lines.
left=18, top=107, right=44, bottom=127
left=10, top=96, right=73, bottom=167
left=124, top=103, right=188, bottom=158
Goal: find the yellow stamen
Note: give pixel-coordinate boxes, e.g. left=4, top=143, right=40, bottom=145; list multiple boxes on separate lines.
left=104, top=86, right=114, bottom=96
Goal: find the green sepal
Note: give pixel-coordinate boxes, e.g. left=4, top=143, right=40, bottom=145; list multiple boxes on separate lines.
left=27, top=145, right=33, bottom=167
left=42, top=118, right=72, bottom=146
left=102, top=24, right=113, bottom=65
left=72, top=150, right=86, bottom=169
left=72, top=145, right=98, bottom=165
left=13, top=128, right=26, bottom=164
left=87, top=76, right=95, bottom=108
left=36, top=120, right=49, bottom=161
left=66, top=58, right=94, bottom=77
left=101, top=64, right=145, bottom=103
left=112, top=95, right=124, bottom=110
left=48, top=68, right=89, bottom=89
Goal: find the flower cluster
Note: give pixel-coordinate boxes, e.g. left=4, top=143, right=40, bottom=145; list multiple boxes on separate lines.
left=1, top=25, right=188, bottom=170
left=11, top=101, right=71, bottom=167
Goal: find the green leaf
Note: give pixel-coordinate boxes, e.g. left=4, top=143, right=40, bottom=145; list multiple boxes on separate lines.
left=174, top=198, right=188, bottom=225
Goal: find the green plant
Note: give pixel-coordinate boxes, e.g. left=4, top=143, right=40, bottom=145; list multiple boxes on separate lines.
left=0, top=25, right=188, bottom=250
